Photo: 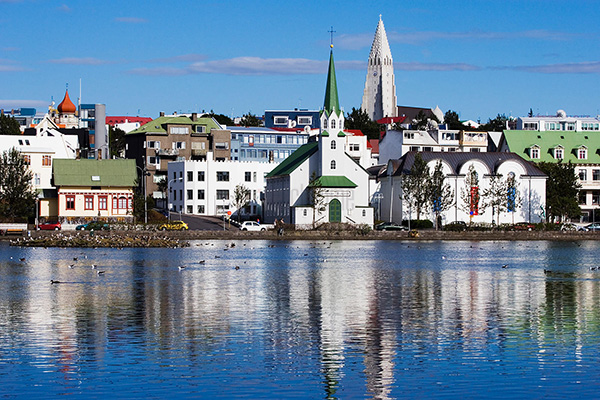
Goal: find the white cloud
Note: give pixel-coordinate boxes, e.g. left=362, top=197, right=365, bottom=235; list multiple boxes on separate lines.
left=48, top=57, right=111, bottom=65
left=395, top=62, right=481, bottom=72
left=496, top=61, right=600, bottom=74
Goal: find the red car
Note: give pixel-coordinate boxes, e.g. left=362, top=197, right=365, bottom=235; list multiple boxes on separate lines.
left=37, top=221, right=61, bottom=230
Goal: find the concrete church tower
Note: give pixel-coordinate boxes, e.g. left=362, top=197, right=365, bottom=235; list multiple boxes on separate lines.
left=361, top=16, right=397, bottom=121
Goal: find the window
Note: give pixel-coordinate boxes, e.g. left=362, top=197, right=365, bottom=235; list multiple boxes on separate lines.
left=195, top=125, right=206, bottom=134
left=331, top=119, right=336, bottom=129
left=579, top=191, right=587, bottom=205
left=253, top=172, right=257, bottom=182
left=245, top=172, right=251, bottom=182
left=331, top=160, right=336, bottom=170
left=197, top=189, right=205, bottom=200
left=349, top=144, right=360, bottom=151
left=197, top=205, right=205, bottom=214
left=148, top=156, right=159, bottom=165
left=579, top=148, right=588, bottom=160
left=404, top=132, right=415, bottom=139
left=187, top=171, right=193, bottom=181
left=331, top=140, right=336, bottom=150
left=42, top=155, right=51, bottom=167
left=66, top=195, right=75, bottom=210
left=23, top=155, right=30, bottom=165
left=99, top=196, right=107, bottom=210
left=85, top=196, right=94, bottom=210
left=362, top=209, right=366, bottom=217
left=298, top=116, right=312, bottom=125
left=34, top=173, right=40, bottom=186
left=276, top=136, right=282, bottom=144
left=303, top=209, right=307, bottom=217
left=187, top=190, right=193, bottom=200
left=410, top=146, right=420, bottom=152
left=523, top=123, right=538, bottom=130
left=198, top=171, right=205, bottom=181
left=170, top=126, right=188, bottom=134
left=323, top=119, right=327, bottom=129
left=217, top=171, right=229, bottom=181
left=554, top=147, right=564, bottom=160
left=423, top=147, right=433, bottom=152
left=147, top=140, right=160, bottom=148
left=470, top=148, right=480, bottom=152
left=593, top=191, right=600, bottom=205
left=174, top=142, right=186, bottom=149
left=274, top=116, right=288, bottom=125
left=530, top=147, right=540, bottom=159
left=215, top=142, right=229, bottom=149
left=593, top=169, right=600, bottom=181
left=187, top=205, right=193, bottom=214
left=216, top=190, right=229, bottom=200
left=579, top=169, right=587, bottom=181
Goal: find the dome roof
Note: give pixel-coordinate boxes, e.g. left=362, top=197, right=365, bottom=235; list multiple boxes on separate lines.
left=57, top=89, right=76, bottom=114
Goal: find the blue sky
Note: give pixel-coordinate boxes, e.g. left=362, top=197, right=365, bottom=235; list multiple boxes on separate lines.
left=1, top=0, right=599, bottom=122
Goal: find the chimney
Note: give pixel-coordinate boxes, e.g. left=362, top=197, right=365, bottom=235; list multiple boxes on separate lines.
left=159, top=111, right=165, bottom=117
left=191, top=113, right=197, bottom=122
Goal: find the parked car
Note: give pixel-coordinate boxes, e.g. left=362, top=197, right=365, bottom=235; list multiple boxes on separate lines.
left=159, top=220, right=189, bottom=231
left=375, top=222, right=408, bottom=231
left=443, top=221, right=467, bottom=231
left=513, top=222, right=535, bottom=231
left=240, top=221, right=266, bottom=231
left=76, top=221, right=110, bottom=231
left=578, top=223, right=600, bottom=232
left=37, top=221, right=61, bottom=230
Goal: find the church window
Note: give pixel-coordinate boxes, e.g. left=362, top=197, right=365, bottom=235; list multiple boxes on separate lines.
left=331, top=140, right=336, bottom=150
left=323, top=119, right=327, bottom=129
left=331, top=160, right=336, bottom=170
left=331, top=119, right=336, bottom=129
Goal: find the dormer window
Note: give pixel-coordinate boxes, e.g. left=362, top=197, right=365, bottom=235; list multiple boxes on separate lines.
left=554, top=146, right=564, bottom=160
left=578, top=147, right=588, bottom=160
left=530, top=145, right=540, bottom=159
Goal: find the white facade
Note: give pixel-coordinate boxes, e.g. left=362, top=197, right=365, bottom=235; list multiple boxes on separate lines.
left=516, top=110, right=600, bottom=132
left=379, top=153, right=547, bottom=225
left=361, top=16, right=397, bottom=121
left=168, top=155, right=280, bottom=217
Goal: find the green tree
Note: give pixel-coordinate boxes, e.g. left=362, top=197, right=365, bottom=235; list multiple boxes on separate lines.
left=308, top=172, right=326, bottom=229
left=232, top=184, right=251, bottom=222
left=0, top=148, right=36, bottom=219
left=109, top=126, right=126, bottom=158
left=412, top=110, right=439, bottom=130
left=537, top=162, right=581, bottom=222
left=345, top=107, right=382, bottom=139
left=429, top=160, right=454, bottom=229
left=205, top=110, right=234, bottom=126
left=401, top=153, right=430, bottom=220
left=240, top=112, right=261, bottom=127
left=481, top=114, right=509, bottom=132
left=444, top=110, right=468, bottom=130
left=0, top=113, right=21, bottom=135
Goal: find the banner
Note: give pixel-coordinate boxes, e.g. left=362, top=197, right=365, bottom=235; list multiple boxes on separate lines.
left=470, top=186, right=479, bottom=215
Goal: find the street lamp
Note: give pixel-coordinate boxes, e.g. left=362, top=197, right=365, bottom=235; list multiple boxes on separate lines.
left=136, top=165, right=150, bottom=224
left=167, top=177, right=183, bottom=222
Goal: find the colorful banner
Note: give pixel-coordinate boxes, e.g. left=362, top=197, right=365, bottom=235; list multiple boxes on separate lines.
left=470, top=186, right=479, bottom=215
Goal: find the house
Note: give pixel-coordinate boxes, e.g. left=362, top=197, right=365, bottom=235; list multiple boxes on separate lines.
left=379, top=152, right=547, bottom=225
left=264, top=49, right=373, bottom=228
left=264, top=109, right=321, bottom=130
left=500, top=128, right=600, bottom=222
left=228, top=126, right=310, bottom=162
left=52, top=159, right=136, bottom=223
left=515, top=110, right=600, bottom=132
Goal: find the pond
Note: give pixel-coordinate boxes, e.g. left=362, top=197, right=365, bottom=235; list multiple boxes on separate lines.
left=1, top=240, right=599, bottom=399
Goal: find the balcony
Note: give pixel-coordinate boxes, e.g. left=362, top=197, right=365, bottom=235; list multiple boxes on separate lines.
left=191, top=148, right=207, bottom=157
left=156, top=148, right=179, bottom=157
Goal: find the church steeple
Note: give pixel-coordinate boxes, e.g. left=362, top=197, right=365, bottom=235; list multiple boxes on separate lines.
left=323, top=49, right=340, bottom=116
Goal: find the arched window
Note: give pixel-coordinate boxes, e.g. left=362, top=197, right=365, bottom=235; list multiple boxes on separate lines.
left=331, top=140, right=336, bottom=150
left=331, top=160, right=336, bottom=170
left=323, top=119, right=327, bottom=129
left=331, top=119, right=336, bottom=129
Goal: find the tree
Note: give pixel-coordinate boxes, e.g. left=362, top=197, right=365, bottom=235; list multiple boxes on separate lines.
left=0, top=113, right=21, bottom=135
left=444, top=110, right=468, bottom=130
left=528, top=108, right=534, bottom=117
left=537, top=162, right=581, bottom=222
left=480, top=114, right=509, bottom=132
left=308, top=172, right=326, bottom=229
left=232, top=184, right=251, bottom=222
left=506, top=172, right=522, bottom=224
left=481, top=174, right=507, bottom=225
left=240, top=112, right=261, bottom=127
left=0, top=148, right=36, bottom=220
left=204, top=110, right=234, bottom=126
left=412, top=110, right=439, bottom=130
left=345, top=107, right=382, bottom=139
left=460, top=164, right=481, bottom=223
left=429, top=160, right=454, bottom=229
left=401, top=153, right=430, bottom=220
left=109, top=126, right=126, bottom=158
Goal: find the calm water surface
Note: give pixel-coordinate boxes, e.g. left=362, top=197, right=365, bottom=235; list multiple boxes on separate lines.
left=1, top=239, right=600, bottom=399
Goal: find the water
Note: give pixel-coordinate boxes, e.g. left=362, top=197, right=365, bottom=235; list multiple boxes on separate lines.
left=1, top=239, right=600, bottom=399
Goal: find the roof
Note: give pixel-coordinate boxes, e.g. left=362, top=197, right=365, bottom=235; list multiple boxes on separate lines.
left=385, top=151, right=546, bottom=178
left=57, top=90, right=76, bottom=114
left=126, top=116, right=221, bottom=135
left=369, top=139, right=379, bottom=153
left=396, top=106, right=438, bottom=123
left=106, top=116, right=152, bottom=126
left=323, top=50, right=341, bottom=116
left=502, top=130, right=600, bottom=164
left=53, top=159, right=137, bottom=187
left=266, top=141, right=319, bottom=178
left=309, top=175, right=357, bottom=188
left=377, top=116, right=407, bottom=125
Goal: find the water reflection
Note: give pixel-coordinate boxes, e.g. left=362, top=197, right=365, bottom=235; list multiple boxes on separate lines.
left=1, top=240, right=600, bottom=398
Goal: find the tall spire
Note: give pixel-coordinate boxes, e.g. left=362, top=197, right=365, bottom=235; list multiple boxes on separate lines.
left=323, top=49, right=340, bottom=116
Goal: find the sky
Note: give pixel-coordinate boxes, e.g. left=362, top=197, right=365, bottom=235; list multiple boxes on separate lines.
left=1, top=0, right=599, bottom=122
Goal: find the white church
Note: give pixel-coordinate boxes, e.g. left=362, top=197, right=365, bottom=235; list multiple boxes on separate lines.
left=264, top=47, right=374, bottom=228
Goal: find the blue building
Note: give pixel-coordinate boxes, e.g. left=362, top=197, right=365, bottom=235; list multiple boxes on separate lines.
left=229, top=126, right=311, bottom=162
left=264, top=109, right=320, bottom=130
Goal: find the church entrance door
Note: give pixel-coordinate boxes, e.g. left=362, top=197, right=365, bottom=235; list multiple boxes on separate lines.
left=329, top=199, right=341, bottom=223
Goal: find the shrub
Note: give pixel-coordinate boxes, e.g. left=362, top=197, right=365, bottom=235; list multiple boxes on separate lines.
left=402, top=219, right=433, bottom=229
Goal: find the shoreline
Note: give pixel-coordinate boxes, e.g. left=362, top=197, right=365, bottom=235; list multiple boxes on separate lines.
left=4, top=228, right=600, bottom=247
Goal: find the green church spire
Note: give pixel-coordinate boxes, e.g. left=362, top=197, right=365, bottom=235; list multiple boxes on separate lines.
left=323, top=49, right=340, bottom=116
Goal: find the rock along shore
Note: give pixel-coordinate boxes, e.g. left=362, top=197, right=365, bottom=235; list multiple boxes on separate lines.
left=6, top=228, right=600, bottom=247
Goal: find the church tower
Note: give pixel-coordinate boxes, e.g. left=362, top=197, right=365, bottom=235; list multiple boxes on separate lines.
left=361, top=16, right=397, bottom=121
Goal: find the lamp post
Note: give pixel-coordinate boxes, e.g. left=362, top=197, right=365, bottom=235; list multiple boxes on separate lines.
left=136, top=165, right=149, bottom=224
left=167, top=177, right=182, bottom=222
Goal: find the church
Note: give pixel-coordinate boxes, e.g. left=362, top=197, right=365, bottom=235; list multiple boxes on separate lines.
left=264, top=47, right=374, bottom=228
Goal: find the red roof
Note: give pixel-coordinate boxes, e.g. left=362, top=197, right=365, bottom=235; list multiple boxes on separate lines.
left=106, top=116, right=152, bottom=126
left=57, top=90, right=76, bottom=114
left=376, top=116, right=406, bottom=125
left=369, top=139, right=379, bottom=154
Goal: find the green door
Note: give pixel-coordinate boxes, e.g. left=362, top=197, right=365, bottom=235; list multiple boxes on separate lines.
left=329, top=199, right=341, bottom=223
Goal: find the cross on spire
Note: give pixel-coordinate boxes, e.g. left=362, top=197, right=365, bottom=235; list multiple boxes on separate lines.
left=328, top=26, right=336, bottom=48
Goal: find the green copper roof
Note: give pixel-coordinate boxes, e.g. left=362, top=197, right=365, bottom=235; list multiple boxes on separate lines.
left=266, top=141, right=319, bottom=178
left=53, top=159, right=137, bottom=187
left=323, top=50, right=340, bottom=116
left=309, top=175, right=357, bottom=188
left=503, top=130, right=600, bottom=164
left=126, top=116, right=221, bottom=135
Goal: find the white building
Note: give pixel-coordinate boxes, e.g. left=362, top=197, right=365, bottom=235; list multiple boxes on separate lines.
left=168, top=155, right=280, bottom=217
left=361, top=16, right=397, bottom=121
left=516, top=110, right=600, bottom=132
left=379, top=152, right=547, bottom=225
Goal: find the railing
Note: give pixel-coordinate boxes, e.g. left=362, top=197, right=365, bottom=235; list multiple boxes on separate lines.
left=156, top=148, right=179, bottom=157
left=191, top=148, right=207, bottom=157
